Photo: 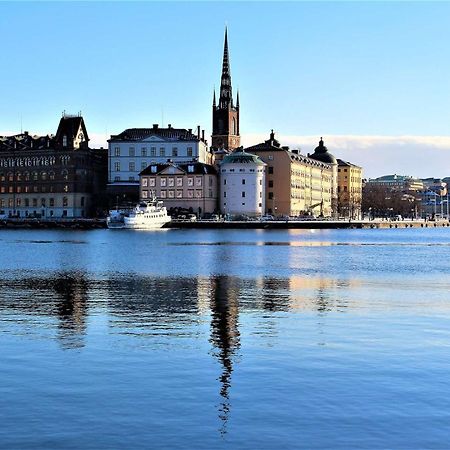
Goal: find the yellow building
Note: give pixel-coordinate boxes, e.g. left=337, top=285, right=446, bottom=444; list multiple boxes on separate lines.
left=244, top=132, right=333, bottom=217
left=337, top=159, right=363, bottom=219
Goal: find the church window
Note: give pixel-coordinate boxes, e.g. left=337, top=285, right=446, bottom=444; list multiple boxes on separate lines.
left=232, top=117, right=237, bottom=135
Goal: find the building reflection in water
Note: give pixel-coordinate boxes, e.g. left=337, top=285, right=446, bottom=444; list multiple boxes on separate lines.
left=0, top=271, right=89, bottom=349
left=208, top=276, right=241, bottom=435
left=53, top=272, right=89, bottom=349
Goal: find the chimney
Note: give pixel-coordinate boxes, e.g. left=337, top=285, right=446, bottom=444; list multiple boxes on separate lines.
left=24, top=131, right=28, bottom=136
left=197, top=126, right=200, bottom=139
left=188, top=128, right=192, bottom=135
left=152, top=124, right=159, bottom=130
left=168, top=124, right=172, bottom=129
left=202, top=129, right=205, bottom=141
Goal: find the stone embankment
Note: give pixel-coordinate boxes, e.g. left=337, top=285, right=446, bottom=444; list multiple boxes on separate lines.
left=0, top=218, right=449, bottom=230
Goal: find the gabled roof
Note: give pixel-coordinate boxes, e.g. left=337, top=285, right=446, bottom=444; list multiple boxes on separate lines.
left=337, top=158, right=362, bottom=169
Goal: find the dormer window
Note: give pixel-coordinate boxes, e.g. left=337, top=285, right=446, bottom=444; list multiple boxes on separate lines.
left=63, top=135, right=67, bottom=147
left=188, top=165, right=194, bottom=173
left=151, top=166, right=157, bottom=173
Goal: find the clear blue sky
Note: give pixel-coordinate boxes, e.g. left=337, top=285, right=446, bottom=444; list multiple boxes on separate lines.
left=1, top=1, right=450, bottom=175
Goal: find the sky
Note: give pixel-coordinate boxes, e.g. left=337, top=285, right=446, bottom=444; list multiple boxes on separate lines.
left=1, top=1, right=450, bottom=178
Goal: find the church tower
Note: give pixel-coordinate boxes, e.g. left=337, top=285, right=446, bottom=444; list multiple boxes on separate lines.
left=212, top=28, right=240, bottom=152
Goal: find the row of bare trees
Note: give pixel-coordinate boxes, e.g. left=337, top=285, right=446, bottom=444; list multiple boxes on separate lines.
left=361, top=185, right=421, bottom=219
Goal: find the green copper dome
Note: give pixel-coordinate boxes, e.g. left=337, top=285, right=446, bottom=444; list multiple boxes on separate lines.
left=221, top=148, right=266, bottom=166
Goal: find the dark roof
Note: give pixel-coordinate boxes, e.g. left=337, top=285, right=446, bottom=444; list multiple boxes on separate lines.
left=244, top=130, right=284, bottom=152
left=309, top=138, right=337, bottom=165
left=55, top=115, right=89, bottom=142
left=221, top=148, right=265, bottom=165
left=110, top=125, right=200, bottom=142
left=337, top=158, right=361, bottom=169
left=0, top=132, right=54, bottom=152
left=140, top=161, right=217, bottom=176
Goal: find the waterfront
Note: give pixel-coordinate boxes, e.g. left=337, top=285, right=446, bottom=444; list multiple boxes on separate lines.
left=1, top=228, right=450, bottom=449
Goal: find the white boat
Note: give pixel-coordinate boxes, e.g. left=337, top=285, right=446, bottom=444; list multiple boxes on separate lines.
left=107, top=195, right=171, bottom=230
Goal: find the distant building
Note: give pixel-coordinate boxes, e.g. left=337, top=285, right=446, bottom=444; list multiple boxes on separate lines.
left=0, top=114, right=107, bottom=218
left=219, top=148, right=266, bottom=218
left=108, top=124, right=211, bottom=201
left=366, top=174, right=423, bottom=192
left=337, top=159, right=363, bottom=219
left=139, top=161, right=218, bottom=217
left=244, top=132, right=333, bottom=217
left=421, top=178, right=447, bottom=196
left=211, top=28, right=240, bottom=154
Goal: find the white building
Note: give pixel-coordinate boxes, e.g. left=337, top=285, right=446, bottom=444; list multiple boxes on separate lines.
left=219, top=148, right=266, bottom=218
left=107, top=124, right=211, bottom=199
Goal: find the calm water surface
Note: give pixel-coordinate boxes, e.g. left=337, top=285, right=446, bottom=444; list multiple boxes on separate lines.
left=1, top=228, right=450, bottom=449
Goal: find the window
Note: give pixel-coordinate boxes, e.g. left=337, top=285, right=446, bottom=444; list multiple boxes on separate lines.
left=187, top=147, right=193, bottom=157
left=63, top=197, right=68, bottom=207
left=114, top=162, right=120, bottom=172
left=8, top=198, right=13, bottom=207
left=64, top=185, right=69, bottom=192
left=141, top=161, right=147, bottom=170
left=114, top=147, right=120, bottom=157
left=49, top=172, right=55, bottom=180
left=32, top=198, right=37, bottom=207
left=160, top=148, right=165, bottom=157
left=268, top=166, right=274, bottom=174
left=129, top=162, right=135, bottom=171
left=16, top=172, right=22, bottom=181
left=25, top=199, right=29, bottom=207
left=151, top=147, right=156, bottom=157
left=196, top=178, right=202, bottom=187
left=224, top=191, right=227, bottom=198
left=149, top=178, right=156, bottom=187
left=176, top=178, right=183, bottom=187
left=196, top=190, right=202, bottom=198
left=0, top=173, right=4, bottom=181
left=16, top=198, right=21, bottom=207
left=224, top=179, right=227, bottom=185
left=129, top=176, right=135, bottom=181
left=141, top=147, right=147, bottom=157
left=177, top=190, right=183, bottom=198
left=142, top=178, right=148, bottom=187
left=114, top=176, right=121, bottom=182
left=160, top=190, right=167, bottom=198
left=188, top=178, right=194, bottom=187
left=188, top=190, right=194, bottom=198
left=269, top=180, right=273, bottom=188
left=242, top=179, right=246, bottom=185
left=7, top=172, right=13, bottom=182
left=0, top=187, right=4, bottom=193
left=129, top=147, right=135, bottom=157
left=161, top=178, right=167, bottom=187
left=142, top=190, right=148, bottom=199
left=168, top=190, right=175, bottom=198
left=268, top=192, right=274, bottom=199
left=41, top=172, right=47, bottom=181
left=242, top=191, right=246, bottom=198
left=49, top=198, right=55, bottom=207
left=41, top=198, right=46, bottom=207
left=172, top=147, right=178, bottom=157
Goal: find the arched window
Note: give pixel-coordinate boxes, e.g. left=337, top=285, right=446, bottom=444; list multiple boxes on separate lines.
left=232, top=117, right=237, bottom=135
left=7, top=172, right=13, bottom=182
left=16, top=172, right=21, bottom=181
left=62, top=170, right=68, bottom=180
left=32, top=171, right=38, bottom=181
left=24, top=172, right=30, bottom=181
left=41, top=172, right=47, bottom=181
left=49, top=171, right=55, bottom=180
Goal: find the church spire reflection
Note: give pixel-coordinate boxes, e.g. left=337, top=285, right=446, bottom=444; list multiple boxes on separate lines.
left=209, top=276, right=241, bottom=435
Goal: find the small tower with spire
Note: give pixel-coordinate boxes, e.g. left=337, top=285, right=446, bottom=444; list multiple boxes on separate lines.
left=212, top=27, right=240, bottom=152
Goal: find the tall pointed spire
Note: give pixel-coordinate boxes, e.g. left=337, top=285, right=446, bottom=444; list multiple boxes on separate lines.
left=219, top=26, right=233, bottom=109
left=213, top=89, right=216, bottom=108
left=236, top=90, right=239, bottom=109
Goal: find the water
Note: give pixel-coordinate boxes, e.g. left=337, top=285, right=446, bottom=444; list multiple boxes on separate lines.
left=1, top=228, right=450, bottom=449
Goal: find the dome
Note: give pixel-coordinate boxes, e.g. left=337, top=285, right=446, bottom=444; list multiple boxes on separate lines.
left=309, top=138, right=337, bottom=165
left=221, top=148, right=265, bottom=166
